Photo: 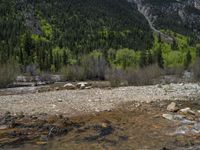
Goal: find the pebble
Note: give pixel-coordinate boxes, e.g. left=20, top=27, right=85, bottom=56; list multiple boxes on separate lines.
left=58, top=99, right=62, bottom=102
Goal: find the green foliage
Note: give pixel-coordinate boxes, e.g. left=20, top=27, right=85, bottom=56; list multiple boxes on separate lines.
left=0, top=0, right=153, bottom=72
left=115, top=48, right=140, bottom=69
left=31, top=34, right=49, bottom=43
left=40, top=19, right=53, bottom=39
left=52, top=47, right=73, bottom=71
left=151, top=31, right=198, bottom=68
left=1, top=0, right=200, bottom=75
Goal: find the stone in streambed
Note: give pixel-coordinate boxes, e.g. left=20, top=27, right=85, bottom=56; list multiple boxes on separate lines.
left=0, top=125, right=9, bottom=130
left=180, top=107, right=195, bottom=115
left=162, top=114, right=174, bottom=121
left=167, top=102, right=179, bottom=112
left=63, top=83, right=76, bottom=90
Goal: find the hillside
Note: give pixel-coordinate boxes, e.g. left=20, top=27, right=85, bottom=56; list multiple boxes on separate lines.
left=0, top=0, right=200, bottom=73
left=132, top=0, right=200, bottom=41
left=0, top=0, right=153, bottom=70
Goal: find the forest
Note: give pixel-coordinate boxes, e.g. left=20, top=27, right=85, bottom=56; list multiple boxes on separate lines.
left=0, top=0, right=200, bottom=85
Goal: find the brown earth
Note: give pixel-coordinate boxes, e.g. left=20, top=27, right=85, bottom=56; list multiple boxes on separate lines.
left=1, top=100, right=200, bottom=150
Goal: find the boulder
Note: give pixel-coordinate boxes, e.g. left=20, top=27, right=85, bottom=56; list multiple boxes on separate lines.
left=63, top=83, right=76, bottom=90
left=167, top=102, right=178, bottom=112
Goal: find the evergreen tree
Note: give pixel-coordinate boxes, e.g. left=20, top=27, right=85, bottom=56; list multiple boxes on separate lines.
left=196, top=44, right=200, bottom=58
left=139, top=51, right=147, bottom=68
left=171, top=38, right=178, bottom=50
left=157, top=48, right=164, bottom=69
left=184, top=50, right=192, bottom=69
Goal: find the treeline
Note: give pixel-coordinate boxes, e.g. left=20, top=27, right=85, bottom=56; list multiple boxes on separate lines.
left=0, top=0, right=153, bottom=72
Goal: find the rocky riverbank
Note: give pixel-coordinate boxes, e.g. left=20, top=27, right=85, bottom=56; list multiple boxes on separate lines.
left=0, top=83, right=200, bottom=116
left=0, top=83, right=200, bottom=149
left=1, top=100, right=200, bottom=149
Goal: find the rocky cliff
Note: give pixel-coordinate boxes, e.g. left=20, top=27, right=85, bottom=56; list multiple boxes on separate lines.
left=128, top=0, right=200, bottom=39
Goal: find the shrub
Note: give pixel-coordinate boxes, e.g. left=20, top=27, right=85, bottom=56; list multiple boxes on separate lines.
left=61, top=65, right=86, bottom=81
left=192, top=58, right=200, bottom=80
left=106, top=64, right=162, bottom=87
left=105, top=68, right=126, bottom=87
left=81, top=51, right=107, bottom=80
left=115, top=48, right=139, bottom=69
left=164, top=66, right=184, bottom=77
left=125, top=64, right=162, bottom=86
left=0, top=61, right=19, bottom=88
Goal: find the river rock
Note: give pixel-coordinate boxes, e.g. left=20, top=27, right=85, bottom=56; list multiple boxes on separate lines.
left=180, top=107, right=195, bottom=115
left=63, top=83, right=76, bottom=90
left=174, top=125, right=190, bottom=135
left=162, top=114, right=185, bottom=122
left=167, top=102, right=178, bottom=112
left=54, top=87, right=60, bottom=91
left=156, top=84, right=162, bottom=88
left=77, top=82, right=89, bottom=89
left=162, top=114, right=174, bottom=121
left=192, top=123, right=200, bottom=133
left=0, top=125, right=9, bottom=130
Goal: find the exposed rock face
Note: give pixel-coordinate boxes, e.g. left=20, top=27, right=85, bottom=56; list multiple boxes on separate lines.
left=128, top=0, right=200, bottom=39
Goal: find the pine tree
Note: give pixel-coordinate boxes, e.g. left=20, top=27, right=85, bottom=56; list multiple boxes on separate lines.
left=139, top=51, right=147, bottom=68
left=172, top=38, right=178, bottom=50
left=184, top=50, right=192, bottom=69
left=196, top=44, right=200, bottom=58
left=157, top=48, right=164, bottom=69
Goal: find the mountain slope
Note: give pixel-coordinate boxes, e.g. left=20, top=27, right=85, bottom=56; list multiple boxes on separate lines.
left=131, top=0, right=200, bottom=41
left=0, top=0, right=200, bottom=72
left=0, top=0, right=154, bottom=70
